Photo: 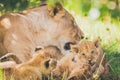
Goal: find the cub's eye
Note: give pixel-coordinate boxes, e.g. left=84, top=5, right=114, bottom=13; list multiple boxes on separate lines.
left=91, top=50, right=94, bottom=54
left=81, top=53, right=86, bottom=56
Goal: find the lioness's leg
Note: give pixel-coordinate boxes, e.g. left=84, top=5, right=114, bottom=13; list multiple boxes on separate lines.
left=0, top=61, right=16, bottom=68
left=0, top=53, right=22, bottom=64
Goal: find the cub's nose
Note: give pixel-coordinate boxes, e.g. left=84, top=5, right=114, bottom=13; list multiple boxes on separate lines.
left=88, top=59, right=95, bottom=66
left=88, top=59, right=92, bottom=64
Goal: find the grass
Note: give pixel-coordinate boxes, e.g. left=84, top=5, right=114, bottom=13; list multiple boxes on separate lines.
left=0, top=68, right=5, bottom=80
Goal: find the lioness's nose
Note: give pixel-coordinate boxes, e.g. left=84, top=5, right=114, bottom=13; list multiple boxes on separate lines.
left=81, top=35, right=84, bottom=39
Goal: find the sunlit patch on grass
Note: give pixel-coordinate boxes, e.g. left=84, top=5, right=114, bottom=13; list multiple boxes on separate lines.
left=0, top=68, right=5, bottom=80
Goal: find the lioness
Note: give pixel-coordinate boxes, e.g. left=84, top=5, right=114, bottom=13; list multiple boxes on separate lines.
left=0, top=3, right=84, bottom=62
left=2, top=49, right=57, bottom=80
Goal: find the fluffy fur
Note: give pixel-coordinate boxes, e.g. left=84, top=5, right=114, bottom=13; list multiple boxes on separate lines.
left=52, top=39, right=109, bottom=80
left=3, top=49, right=57, bottom=80
left=0, top=3, right=84, bottom=62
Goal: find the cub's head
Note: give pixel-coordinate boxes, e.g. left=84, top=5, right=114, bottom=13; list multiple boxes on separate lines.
left=71, top=39, right=100, bottom=66
left=31, top=52, right=57, bottom=76
left=41, top=58, right=57, bottom=76
left=35, top=45, right=63, bottom=60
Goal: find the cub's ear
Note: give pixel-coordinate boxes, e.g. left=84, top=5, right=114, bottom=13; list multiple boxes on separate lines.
left=70, top=45, right=79, bottom=53
left=44, top=59, right=50, bottom=68
left=48, top=3, right=65, bottom=17
left=35, top=46, right=44, bottom=52
left=93, top=39, right=100, bottom=48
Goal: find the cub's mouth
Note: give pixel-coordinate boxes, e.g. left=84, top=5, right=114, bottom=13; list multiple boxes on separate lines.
left=89, top=61, right=96, bottom=66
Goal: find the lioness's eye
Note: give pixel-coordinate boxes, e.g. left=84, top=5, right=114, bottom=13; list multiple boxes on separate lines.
left=91, top=50, right=94, bottom=54
left=64, top=42, right=71, bottom=50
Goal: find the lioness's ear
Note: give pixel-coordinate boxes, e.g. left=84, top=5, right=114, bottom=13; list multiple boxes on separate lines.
left=48, top=3, right=65, bottom=17
left=93, top=39, right=100, bottom=48
left=71, top=45, right=79, bottom=53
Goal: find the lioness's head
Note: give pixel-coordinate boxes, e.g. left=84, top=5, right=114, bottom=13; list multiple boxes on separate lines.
left=49, top=3, right=84, bottom=54
left=29, top=3, right=84, bottom=54
left=71, top=39, right=100, bottom=65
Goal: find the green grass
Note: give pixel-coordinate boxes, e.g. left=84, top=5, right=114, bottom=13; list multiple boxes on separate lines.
left=0, top=68, right=5, bottom=80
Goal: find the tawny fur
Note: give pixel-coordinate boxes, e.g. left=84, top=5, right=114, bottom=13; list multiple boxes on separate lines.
left=0, top=3, right=84, bottom=62
left=52, top=52, right=76, bottom=79
left=35, top=45, right=64, bottom=60
left=3, top=50, right=57, bottom=80
left=69, top=39, right=109, bottom=80
left=53, top=39, right=109, bottom=80
left=52, top=51, right=91, bottom=80
left=0, top=45, right=63, bottom=67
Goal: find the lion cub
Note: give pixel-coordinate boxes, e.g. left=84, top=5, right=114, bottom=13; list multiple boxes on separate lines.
left=0, top=45, right=63, bottom=67
left=69, top=39, right=109, bottom=80
left=52, top=39, right=106, bottom=80
left=2, top=45, right=64, bottom=80
left=71, top=39, right=101, bottom=65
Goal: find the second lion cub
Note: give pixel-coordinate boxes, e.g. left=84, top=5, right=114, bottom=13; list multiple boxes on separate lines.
left=53, top=39, right=108, bottom=80
left=1, top=45, right=63, bottom=80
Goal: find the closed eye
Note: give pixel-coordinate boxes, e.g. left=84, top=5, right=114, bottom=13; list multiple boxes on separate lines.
left=91, top=50, right=94, bottom=54
left=82, top=53, right=86, bottom=56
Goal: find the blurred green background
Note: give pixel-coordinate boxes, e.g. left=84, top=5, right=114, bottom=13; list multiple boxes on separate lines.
left=0, top=0, right=120, bottom=80
left=0, top=0, right=120, bottom=19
